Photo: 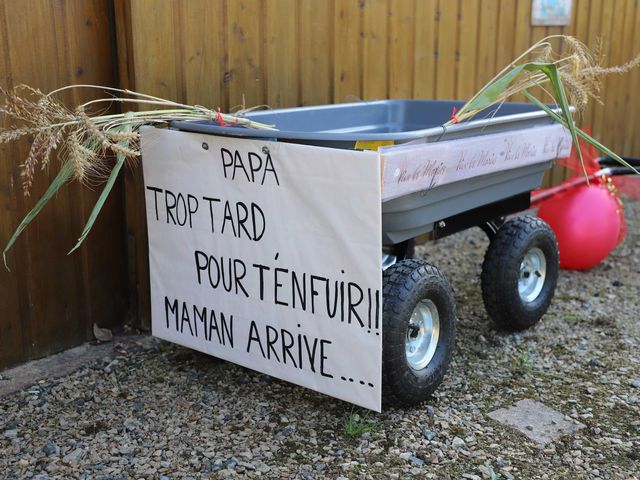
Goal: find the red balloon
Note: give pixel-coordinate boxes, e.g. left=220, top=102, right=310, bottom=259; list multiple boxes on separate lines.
left=537, top=184, right=622, bottom=270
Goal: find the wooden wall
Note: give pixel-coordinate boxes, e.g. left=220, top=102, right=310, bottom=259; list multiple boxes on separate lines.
left=116, top=0, right=640, bottom=327
left=0, top=0, right=128, bottom=368
left=116, top=0, right=640, bottom=155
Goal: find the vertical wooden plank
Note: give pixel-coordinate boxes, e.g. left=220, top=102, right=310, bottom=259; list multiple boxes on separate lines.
left=180, top=0, right=226, bottom=110
left=413, top=0, right=438, bottom=99
left=590, top=1, right=614, bottom=143
left=65, top=0, right=128, bottom=332
left=0, top=1, right=26, bottom=368
left=475, top=0, right=499, bottom=91
left=334, top=0, right=362, bottom=102
left=571, top=0, right=590, bottom=42
left=626, top=2, right=640, bottom=155
left=603, top=0, right=633, bottom=153
left=513, top=0, right=533, bottom=61
left=62, top=1, right=118, bottom=100
left=129, top=0, right=180, bottom=103
left=456, top=0, right=479, bottom=100
left=510, top=0, right=532, bottom=102
left=581, top=0, right=602, bottom=131
left=434, top=0, right=457, bottom=99
left=56, top=0, right=91, bottom=338
left=300, top=0, right=332, bottom=105
left=265, top=0, right=299, bottom=108
left=494, top=0, right=517, bottom=75
left=362, top=0, right=389, bottom=100
left=597, top=0, right=620, bottom=150
left=389, top=0, right=415, bottom=99
left=114, top=0, right=151, bottom=330
left=114, top=0, right=135, bottom=91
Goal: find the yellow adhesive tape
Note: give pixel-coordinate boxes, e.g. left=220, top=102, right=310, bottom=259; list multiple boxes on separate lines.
left=354, top=140, right=394, bottom=151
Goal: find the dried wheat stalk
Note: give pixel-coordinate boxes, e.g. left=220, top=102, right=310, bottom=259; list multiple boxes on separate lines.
left=450, top=35, right=640, bottom=124
left=0, top=84, right=274, bottom=195
left=0, top=85, right=275, bottom=267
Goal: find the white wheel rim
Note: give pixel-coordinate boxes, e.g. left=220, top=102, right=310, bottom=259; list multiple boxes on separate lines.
left=405, top=299, right=440, bottom=370
left=518, top=247, right=547, bottom=303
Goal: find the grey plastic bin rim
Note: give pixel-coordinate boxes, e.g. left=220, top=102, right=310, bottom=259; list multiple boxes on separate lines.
left=170, top=101, right=568, bottom=143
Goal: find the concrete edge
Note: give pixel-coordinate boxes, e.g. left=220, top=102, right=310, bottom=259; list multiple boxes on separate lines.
left=0, top=334, right=159, bottom=397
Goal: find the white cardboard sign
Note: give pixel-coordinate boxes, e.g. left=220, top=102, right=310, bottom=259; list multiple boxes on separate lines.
left=141, top=127, right=383, bottom=411
left=380, top=123, right=571, bottom=200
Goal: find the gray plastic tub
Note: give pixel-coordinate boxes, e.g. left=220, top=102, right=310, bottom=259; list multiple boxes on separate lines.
left=171, top=100, right=562, bottom=245
left=171, top=99, right=558, bottom=149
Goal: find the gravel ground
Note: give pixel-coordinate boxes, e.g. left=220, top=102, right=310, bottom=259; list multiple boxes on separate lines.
left=1, top=199, right=638, bottom=480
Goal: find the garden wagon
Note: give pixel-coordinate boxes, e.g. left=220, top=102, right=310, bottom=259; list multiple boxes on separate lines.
left=167, top=99, right=571, bottom=407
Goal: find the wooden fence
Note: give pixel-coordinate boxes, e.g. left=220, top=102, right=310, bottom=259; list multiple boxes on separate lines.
left=1, top=0, right=639, bottom=366
left=117, top=0, right=640, bottom=328
left=117, top=0, right=640, bottom=155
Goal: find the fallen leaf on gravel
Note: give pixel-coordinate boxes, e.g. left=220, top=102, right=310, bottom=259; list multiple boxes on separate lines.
left=93, top=323, right=113, bottom=342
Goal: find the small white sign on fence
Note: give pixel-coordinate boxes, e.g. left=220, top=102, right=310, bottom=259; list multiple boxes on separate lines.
left=531, top=0, right=572, bottom=26
left=141, top=127, right=383, bottom=411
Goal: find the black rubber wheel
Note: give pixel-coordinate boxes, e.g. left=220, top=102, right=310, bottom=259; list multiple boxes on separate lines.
left=382, top=259, right=456, bottom=406
left=481, top=215, right=559, bottom=331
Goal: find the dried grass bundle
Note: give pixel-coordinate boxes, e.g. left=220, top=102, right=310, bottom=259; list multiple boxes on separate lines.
left=0, top=85, right=273, bottom=194
left=450, top=35, right=640, bottom=124
left=448, top=35, right=640, bottom=182
left=0, top=85, right=274, bottom=267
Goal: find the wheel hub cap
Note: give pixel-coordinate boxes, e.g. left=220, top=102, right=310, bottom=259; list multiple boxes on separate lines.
left=518, top=247, right=547, bottom=302
left=405, top=299, right=440, bottom=370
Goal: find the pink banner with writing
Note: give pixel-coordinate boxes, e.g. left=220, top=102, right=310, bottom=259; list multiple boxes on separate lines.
left=380, top=124, right=571, bottom=201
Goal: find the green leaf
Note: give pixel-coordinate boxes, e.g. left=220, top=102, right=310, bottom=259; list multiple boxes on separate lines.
left=461, top=60, right=588, bottom=179
left=536, top=63, right=587, bottom=180
left=523, top=91, right=640, bottom=176
left=460, top=62, right=552, bottom=116
left=462, top=64, right=528, bottom=113
left=3, top=161, right=74, bottom=270
left=68, top=114, right=134, bottom=253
